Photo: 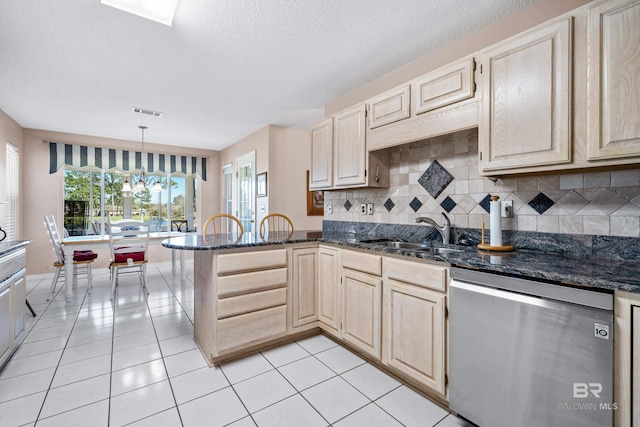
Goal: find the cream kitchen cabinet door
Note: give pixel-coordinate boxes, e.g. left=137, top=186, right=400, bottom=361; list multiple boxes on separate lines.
left=368, top=84, right=411, bottom=129
left=291, top=247, right=318, bottom=329
left=309, top=117, right=334, bottom=190
left=0, top=284, right=11, bottom=365
left=341, top=268, right=382, bottom=359
left=412, top=57, right=476, bottom=116
left=318, top=246, right=340, bottom=334
left=382, top=257, right=448, bottom=396
left=633, top=305, right=640, bottom=424
left=480, top=18, right=572, bottom=173
left=586, top=0, right=640, bottom=161
left=334, top=104, right=367, bottom=187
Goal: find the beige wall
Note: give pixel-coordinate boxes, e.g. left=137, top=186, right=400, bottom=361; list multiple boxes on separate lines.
left=325, top=0, right=592, bottom=115
left=21, top=128, right=219, bottom=274
left=219, top=125, right=322, bottom=232
left=0, top=109, right=24, bottom=239
left=269, top=126, right=323, bottom=231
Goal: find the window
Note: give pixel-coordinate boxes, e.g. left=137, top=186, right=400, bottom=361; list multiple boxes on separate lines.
left=63, top=168, right=198, bottom=235
left=5, top=143, right=19, bottom=241
left=222, top=163, right=232, bottom=215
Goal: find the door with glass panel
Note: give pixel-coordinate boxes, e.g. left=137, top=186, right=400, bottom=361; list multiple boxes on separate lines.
left=235, top=151, right=255, bottom=233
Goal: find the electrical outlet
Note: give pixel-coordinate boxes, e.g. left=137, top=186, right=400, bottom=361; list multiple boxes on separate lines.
left=327, top=204, right=333, bottom=215
left=501, top=200, right=513, bottom=218
left=360, top=204, right=367, bottom=215
left=367, top=203, right=374, bottom=215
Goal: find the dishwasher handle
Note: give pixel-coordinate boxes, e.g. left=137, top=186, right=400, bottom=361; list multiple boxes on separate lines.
left=451, top=279, right=614, bottom=321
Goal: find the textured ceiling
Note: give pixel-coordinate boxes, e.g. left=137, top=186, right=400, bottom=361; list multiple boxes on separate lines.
left=0, top=0, right=534, bottom=151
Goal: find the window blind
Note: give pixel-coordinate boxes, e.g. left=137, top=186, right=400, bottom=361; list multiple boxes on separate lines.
left=6, top=143, right=19, bottom=241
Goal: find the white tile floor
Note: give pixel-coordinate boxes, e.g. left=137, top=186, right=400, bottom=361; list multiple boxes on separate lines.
left=1, top=261, right=473, bottom=427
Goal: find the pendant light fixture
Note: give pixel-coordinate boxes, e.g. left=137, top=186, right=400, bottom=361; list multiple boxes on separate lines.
left=133, top=125, right=148, bottom=192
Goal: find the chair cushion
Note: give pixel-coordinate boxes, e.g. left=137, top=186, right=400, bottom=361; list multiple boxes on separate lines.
left=114, top=246, right=145, bottom=263
left=73, top=250, right=97, bottom=262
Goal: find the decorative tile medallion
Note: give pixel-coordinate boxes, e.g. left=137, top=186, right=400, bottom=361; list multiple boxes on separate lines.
left=479, top=194, right=492, bottom=213
left=384, top=199, right=395, bottom=212
left=344, top=200, right=352, bottom=212
left=528, top=192, right=555, bottom=214
left=440, top=196, right=457, bottom=213
left=409, top=197, right=423, bottom=212
left=418, top=159, right=454, bottom=199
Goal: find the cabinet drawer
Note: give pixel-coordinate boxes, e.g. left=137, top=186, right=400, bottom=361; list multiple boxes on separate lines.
left=217, top=305, right=287, bottom=354
left=412, top=57, right=475, bottom=115
left=218, top=268, right=287, bottom=298
left=384, top=258, right=447, bottom=292
left=368, top=85, right=411, bottom=129
left=342, top=250, right=382, bottom=276
left=218, top=288, right=287, bottom=319
left=0, top=249, right=25, bottom=282
left=217, top=249, right=287, bottom=275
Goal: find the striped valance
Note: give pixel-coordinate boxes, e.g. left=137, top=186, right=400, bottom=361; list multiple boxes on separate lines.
left=48, top=142, right=207, bottom=181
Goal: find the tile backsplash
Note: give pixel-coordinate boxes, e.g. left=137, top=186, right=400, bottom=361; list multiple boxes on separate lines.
left=324, top=129, right=640, bottom=238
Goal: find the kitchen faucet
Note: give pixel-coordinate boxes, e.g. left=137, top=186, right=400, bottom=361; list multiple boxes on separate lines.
left=415, top=212, right=451, bottom=244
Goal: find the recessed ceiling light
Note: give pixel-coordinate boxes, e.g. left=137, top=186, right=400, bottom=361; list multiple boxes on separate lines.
left=101, top=0, right=178, bottom=26
left=132, top=107, right=164, bottom=117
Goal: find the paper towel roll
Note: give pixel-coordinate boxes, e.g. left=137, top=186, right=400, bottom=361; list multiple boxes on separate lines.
left=490, top=196, right=502, bottom=247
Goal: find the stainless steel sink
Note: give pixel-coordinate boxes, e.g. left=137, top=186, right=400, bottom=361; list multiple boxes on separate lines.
left=370, top=241, right=429, bottom=250
left=361, top=240, right=463, bottom=254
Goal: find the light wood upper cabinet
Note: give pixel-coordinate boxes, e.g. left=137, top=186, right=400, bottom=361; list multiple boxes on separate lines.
left=368, top=85, right=411, bottom=129
left=291, top=247, right=318, bottom=328
left=413, top=57, right=476, bottom=115
left=318, top=246, right=340, bottom=332
left=587, top=0, right=640, bottom=160
left=334, top=104, right=367, bottom=187
left=342, top=268, right=382, bottom=359
left=309, top=117, right=334, bottom=190
left=480, top=18, right=572, bottom=172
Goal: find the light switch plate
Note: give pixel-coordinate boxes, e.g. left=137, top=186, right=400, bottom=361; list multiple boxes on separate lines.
left=327, top=204, right=333, bottom=215
left=367, top=203, right=374, bottom=215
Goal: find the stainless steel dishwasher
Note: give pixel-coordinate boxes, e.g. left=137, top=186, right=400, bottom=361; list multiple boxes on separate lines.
left=449, top=267, right=614, bottom=427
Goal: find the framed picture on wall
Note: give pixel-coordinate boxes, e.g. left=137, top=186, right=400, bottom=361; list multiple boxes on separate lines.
left=306, top=170, right=324, bottom=216
left=256, top=172, right=267, bottom=197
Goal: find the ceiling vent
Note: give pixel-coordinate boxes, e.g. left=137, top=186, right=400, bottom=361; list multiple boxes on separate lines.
left=132, top=107, right=164, bottom=117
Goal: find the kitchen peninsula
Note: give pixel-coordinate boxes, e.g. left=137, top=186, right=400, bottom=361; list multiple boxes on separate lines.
left=164, top=227, right=640, bottom=414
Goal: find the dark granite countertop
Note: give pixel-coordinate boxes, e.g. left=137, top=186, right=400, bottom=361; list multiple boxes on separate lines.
left=163, top=231, right=640, bottom=294
left=0, top=240, right=30, bottom=257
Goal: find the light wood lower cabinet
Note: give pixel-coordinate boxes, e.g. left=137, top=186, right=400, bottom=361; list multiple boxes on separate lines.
left=212, top=249, right=288, bottom=359
left=633, top=305, right=639, bottom=424
left=0, top=284, right=12, bottom=364
left=0, top=247, right=27, bottom=369
left=291, top=247, right=318, bottom=329
left=382, top=257, right=448, bottom=397
left=342, top=268, right=382, bottom=359
left=318, top=246, right=340, bottom=333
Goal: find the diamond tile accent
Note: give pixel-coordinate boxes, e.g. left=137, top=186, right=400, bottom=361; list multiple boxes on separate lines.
left=409, top=197, right=423, bottom=212
left=590, top=189, right=628, bottom=215
left=344, top=200, right=352, bottom=212
left=383, top=199, right=395, bottom=212
left=479, top=194, right=492, bottom=213
left=418, top=160, right=454, bottom=199
left=440, top=196, right=456, bottom=213
left=528, top=192, right=555, bottom=215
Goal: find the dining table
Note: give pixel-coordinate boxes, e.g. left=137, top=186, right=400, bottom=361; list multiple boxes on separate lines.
left=61, top=231, right=189, bottom=300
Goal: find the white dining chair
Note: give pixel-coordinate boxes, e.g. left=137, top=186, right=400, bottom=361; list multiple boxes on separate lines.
left=44, top=215, right=97, bottom=300
left=108, top=217, right=151, bottom=300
